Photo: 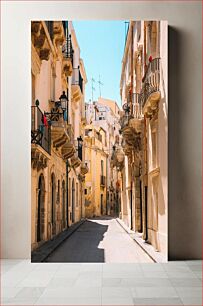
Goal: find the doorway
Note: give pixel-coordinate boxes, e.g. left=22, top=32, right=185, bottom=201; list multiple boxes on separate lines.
left=37, top=174, right=45, bottom=242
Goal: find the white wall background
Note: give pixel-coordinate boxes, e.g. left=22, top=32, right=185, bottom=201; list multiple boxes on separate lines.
left=1, top=1, right=202, bottom=259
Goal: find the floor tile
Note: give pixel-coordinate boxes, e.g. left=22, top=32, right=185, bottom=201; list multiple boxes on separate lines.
left=102, top=297, right=134, bottom=305
left=102, top=287, right=132, bottom=298
left=133, top=297, right=183, bottom=305
left=142, top=271, right=168, bottom=278
left=124, top=277, right=172, bottom=287
left=175, top=287, right=202, bottom=298
left=15, top=287, right=45, bottom=298
left=41, top=286, right=101, bottom=298
left=2, top=287, right=22, bottom=299
left=3, top=296, right=39, bottom=305
left=141, top=263, right=165, bottom=272
left=166, top=271, right=197, bottom=278
left=35, top=297, right=102, bottom=305
left=102, top=277, right=123, bottom=287
left=134, top=286, right=178, bottom=298
left=180, top=296, right=202, bottom=305
left=46, top=277, right=77, bottom=288
left=185, top=260, right=202, bottom=266
left=169, top=277, right=202, bottom=287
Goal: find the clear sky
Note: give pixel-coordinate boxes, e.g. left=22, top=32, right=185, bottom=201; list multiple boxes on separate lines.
left=73, top=21, right=127, bottom=106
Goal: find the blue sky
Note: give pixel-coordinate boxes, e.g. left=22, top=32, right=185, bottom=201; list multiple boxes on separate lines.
left=73, top=21, right=127, bottom=106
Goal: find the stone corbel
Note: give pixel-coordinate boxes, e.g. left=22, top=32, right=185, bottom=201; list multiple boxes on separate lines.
left=53, top=21, right=65, bottom=47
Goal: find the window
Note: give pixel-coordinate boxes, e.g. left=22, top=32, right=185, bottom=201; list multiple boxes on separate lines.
left=84, top=189, right=87, bottom=195
left=152, top=131, right=157, bottom=169
left=101, top=160, right=104, bottom=176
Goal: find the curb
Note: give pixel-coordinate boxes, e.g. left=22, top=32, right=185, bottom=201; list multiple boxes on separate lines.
left=116, top=217, right=157, bottom=263
left=31, top=219, right=86, bottom=262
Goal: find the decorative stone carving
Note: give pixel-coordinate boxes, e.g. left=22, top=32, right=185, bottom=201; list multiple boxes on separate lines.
left=53, top=21, right=65, bottom=46
left=31, top=147, right=48, bottom=171
left=31, top=21, right=51, bottom=61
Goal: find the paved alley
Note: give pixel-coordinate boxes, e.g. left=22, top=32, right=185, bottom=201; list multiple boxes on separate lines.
left=45, top=217, right=153, bottom=263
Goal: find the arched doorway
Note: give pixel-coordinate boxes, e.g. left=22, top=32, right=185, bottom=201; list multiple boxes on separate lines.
left=37, top=174, right=45, bottom=242
left=72, top=179, right=75, bottom=223
left=51, top=173, right=56, bottom=234
left=62, top=180, right=66, bottom=228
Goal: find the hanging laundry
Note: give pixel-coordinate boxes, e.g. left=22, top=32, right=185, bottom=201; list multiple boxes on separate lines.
left=43, top=114, right=48, bottom=127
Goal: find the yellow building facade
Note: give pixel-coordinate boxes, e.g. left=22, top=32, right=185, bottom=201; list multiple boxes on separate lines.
left=31, top=21, right=88, bottom=251
left=84, top=125, right=107, bottom=218
left=119, top=21, right=168, bottom=259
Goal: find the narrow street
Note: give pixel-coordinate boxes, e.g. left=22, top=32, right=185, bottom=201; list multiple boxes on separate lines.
left=45, top=217, right=153, bottom=263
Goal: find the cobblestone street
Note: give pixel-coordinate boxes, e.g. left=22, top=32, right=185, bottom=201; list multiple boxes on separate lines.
left=45, top=217, right=153, bottom=263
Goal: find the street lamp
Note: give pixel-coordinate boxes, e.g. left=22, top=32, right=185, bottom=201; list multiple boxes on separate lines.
left=59, top=91, right=68, bottom=112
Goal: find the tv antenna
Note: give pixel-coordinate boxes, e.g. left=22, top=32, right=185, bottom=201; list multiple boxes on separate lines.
left=98, top=75, right=104, bottom=97
left=91, top=77, right=96, bottom=102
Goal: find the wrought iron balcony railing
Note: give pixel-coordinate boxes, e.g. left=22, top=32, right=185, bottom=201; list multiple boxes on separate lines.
left=140, top=57, right=161, bottom=108
left=62, top=34, right=74, bottom=66
left=100, top=175, right=106, bottom=186
left=31, top=105, right=51, bottom=154
left=72, top=67, right=83, bottom=94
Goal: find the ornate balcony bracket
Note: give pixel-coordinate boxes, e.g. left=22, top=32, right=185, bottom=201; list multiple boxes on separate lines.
left=62, top=58, right=73, bottom=77
left=52, top=127, right=70, bottom=148
left=31, top=147, right=49, bottom=171
left=71, top=155, right=81, bottom=169
left=31, top=21, right=51, bottom=61
left=143, top=91, right=161, bottom=118
left=81, top=162, right=89, bottom=175
left=61, top=143, right=76, bottom=160
left=53, top=21, right=65, bottom=46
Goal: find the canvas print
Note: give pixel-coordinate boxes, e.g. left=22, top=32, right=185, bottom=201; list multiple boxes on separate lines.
left=31, top=20, right=168, bottom=262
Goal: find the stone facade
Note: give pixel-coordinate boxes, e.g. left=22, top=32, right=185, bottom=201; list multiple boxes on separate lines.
left=119, top=21, right=168, bottom=259
left=31, top=21, right=88, bottom=251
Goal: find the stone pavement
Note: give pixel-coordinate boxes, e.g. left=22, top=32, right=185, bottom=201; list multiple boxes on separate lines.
left=45, top=216, right=153, bottom=263
left=31, top=219, right=86, bottom=262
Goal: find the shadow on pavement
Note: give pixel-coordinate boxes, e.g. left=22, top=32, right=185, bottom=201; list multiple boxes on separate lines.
left=45, top=219, right=109, bottom=263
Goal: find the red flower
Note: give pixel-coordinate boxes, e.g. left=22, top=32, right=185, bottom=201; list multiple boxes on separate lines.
left=149, top=55, right=153, bottom=62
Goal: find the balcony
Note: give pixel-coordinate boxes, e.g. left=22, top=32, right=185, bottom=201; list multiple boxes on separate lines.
left=110, top=147, right=125, bottom=171
left=61, top=124, right=76, bottom=160
left=100, top=175, right=106, bottom=187
left=71, top=154, right=81, bottom=169
left=45, top=108, right=70, bottom=149
left=140, top=58, right=161, bottom=117
left=62, top=35, right=73, bottom=77
left=31, top=105, right=51, bottom=170
left=80, top=162, right=89, bottom=175
left=71, top=67, right=83, bottom=103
